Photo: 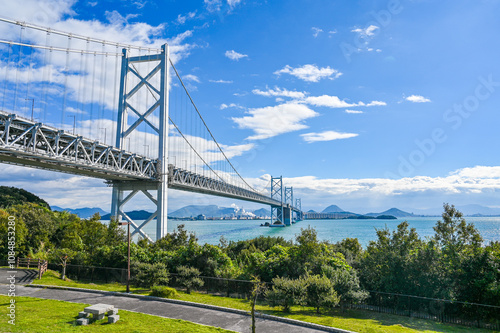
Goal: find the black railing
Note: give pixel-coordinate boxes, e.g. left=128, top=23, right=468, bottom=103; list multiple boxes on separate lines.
left=34, top=262, right=500, bottom=330
left=47, top=263, right=127, bottom=284
left=168, top=273, right=271, bottom=300
left=351, top=291, right=500, bottom=330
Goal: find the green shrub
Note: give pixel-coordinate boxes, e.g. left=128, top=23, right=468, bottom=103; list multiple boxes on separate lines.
left=266, top=276, right=307, bottom=312
left=177, top=266, right=204, bottom=294
left=303, top=274, right=339, bottom=313
left=131, top=261, right=169, bottom=288
left=150, top=285, right=178, bottom=298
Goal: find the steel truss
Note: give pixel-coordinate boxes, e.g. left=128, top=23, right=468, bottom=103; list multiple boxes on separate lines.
left=0, top=111, right=158, bottom=180
left=169, top=166, right=281, bottom=206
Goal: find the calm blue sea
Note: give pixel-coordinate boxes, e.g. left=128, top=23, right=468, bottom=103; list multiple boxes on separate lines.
left=132, top=216, right=500, bottom=248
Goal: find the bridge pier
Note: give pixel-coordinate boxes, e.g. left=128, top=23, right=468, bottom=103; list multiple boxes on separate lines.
left=283, top=205, right=292, bottom=226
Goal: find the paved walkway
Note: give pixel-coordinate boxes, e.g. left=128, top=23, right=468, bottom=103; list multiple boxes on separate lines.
left=0, top=284, right=347, bottom=333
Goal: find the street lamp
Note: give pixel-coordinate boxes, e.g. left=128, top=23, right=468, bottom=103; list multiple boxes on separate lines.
left=118, top=220, right=131, bottom=293
left=25, top=98, right=34, bottom=121
left=67, top=115, right=76, bottom=135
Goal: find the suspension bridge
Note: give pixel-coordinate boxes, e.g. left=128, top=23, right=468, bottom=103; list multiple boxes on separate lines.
left=0, top=17, right=304, bottom=241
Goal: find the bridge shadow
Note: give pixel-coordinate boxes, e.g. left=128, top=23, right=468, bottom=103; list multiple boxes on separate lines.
left=0, top=268, right=38, bottom=285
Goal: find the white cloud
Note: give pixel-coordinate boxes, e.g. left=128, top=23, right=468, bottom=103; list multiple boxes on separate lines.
left=204, top=0, right=222, bottom=12
left=302, top=95, right=356, bottom=108
left=311, top=27, right=323, bottom=38
left=301, top=131, right=358, bottom=143
left=183, top=74, right=200, bottom=83
left=283, top=166, right=500, bottom=197
left=406, top=95, right=431, bottom=103
left=274, top=64, right=342, bottom=82
left=232, top=103, right=318, bottom=140
left=252, top=87, right=307, bottom=99
left=227, top=0, right=241, bottom=8
left=328, top=30, right=337, bottom=36
left=365, top=100, right=387, bottom=106
left=225, top=50, right=248, bottom=61
left=345, top=110, right=363, bottom=114
left=176, top=11, right=196, bottom=25
left=220, top=103, right=243, bottom=110
left=209, top=79, right=233, bottom=84
left=352, top=25, right=379, bottom=38
left=204, top=0, right=241, bottom=12
left=65, top=106, right=87, bottom=115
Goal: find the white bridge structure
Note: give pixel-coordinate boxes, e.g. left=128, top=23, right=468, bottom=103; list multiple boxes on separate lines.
left=0, top=18, right=303, bottom=241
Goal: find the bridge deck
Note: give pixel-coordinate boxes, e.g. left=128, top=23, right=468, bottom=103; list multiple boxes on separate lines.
left=0, top=111, right=286, bottom=207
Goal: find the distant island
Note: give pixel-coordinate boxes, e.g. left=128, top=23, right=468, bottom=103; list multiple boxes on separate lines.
left=304, top=205, right=405, bottom=220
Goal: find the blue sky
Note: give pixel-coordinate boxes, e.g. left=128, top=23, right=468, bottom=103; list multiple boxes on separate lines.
left=2, top=0, right=500, bottom=214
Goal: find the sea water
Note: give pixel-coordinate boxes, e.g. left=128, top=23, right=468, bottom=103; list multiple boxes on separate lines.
left=135, top=216, right=500, bottom=248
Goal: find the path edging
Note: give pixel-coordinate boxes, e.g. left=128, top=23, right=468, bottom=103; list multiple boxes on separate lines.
left=26, top=284, right=355, bottom=333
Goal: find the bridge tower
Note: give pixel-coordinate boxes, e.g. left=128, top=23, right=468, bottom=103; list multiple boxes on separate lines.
left=110, top=44, right=170, bottom=242
left=295, top=198, right=302, bottom=221
left=284, top=187, right=294, bottom=225
left=270, top=176, right=285, bottom=227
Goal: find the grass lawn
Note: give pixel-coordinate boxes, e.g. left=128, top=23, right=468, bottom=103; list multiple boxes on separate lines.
left=32, top=270, right=494, bottom=333
left=0, top=295, right=234, bottom=333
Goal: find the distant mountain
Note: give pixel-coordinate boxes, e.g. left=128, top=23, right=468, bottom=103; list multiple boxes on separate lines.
left=322, top=205, right=346, bottom=213
left=168, top=205, right=259, bottom=218
left=366, top=208, right=414, bottom=218
left=410, top=204, right=500, bottom=217
left=52, top=206, right=108, bottom=219
left=253, top=208, right=271, bottom=217
left=456, top=204, right=500, bottom=216
left=307, top=209, right=317, bottom=213
left=101, top=210, right=154, bottom=220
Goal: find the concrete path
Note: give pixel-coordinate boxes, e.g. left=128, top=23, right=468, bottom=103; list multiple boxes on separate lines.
left=0, top=268, right=38, bottom=284
left=0, top=284, right=350, bottom=333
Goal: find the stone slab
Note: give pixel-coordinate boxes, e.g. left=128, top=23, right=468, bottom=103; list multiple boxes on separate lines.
left=107, top=308, right=119, bottom=315
left=108, top=314, right=120, bottom=323
left=78, top=311, right=90, bottom=318
left=76, top=318, right=89, bottom=326
left=84, top=303, right=114, bottom=315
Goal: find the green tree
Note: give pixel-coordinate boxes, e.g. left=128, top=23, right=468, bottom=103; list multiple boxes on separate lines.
left=176, top=266, right=204, bottom=294
left=266, top=276, right=307, bottom=312
left=0, top=209, right=28, bottom=257
left=50, top=248, right=77, bottom=280
left=358, top=221, right=422, bottom=294
left=303, top=274, right=339, bottom=313
left=250, top=276, right=267, bottom=333
left=8, top=203, right=57, bottom=255
left=334, top=238, right=363, bottom=265
left=433, top=203, right=482, bottom=261
left=325, top=268, right=367, bottom=312
left=131, top=261, right=169, bottom=288
left=154, top=224, right=197, bottom=251
left=0, top=186, right=50, bottom=209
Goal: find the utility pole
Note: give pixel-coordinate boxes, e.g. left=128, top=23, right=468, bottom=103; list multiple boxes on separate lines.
left=118, top=221, right=131, bottom=293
